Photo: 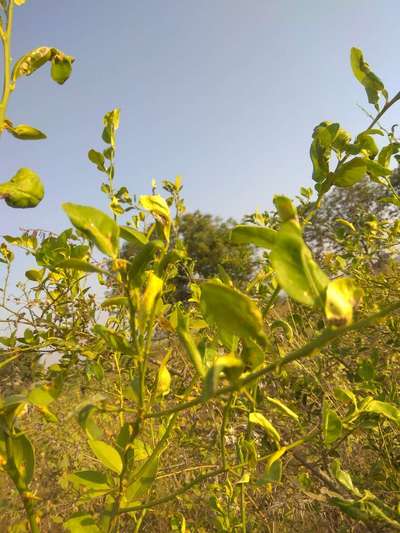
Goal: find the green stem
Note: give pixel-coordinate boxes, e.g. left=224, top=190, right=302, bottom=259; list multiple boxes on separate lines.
left=220, top=393, right=234, bottom=469
left=145, top=300, right=400, bottom=419
left=118, top=466, right=226, bottom=514
left=20, top=492, right=41, bottom=533
left=0, top=0, right=14, bottom=129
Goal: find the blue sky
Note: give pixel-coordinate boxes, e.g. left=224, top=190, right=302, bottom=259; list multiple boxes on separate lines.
left=1, top=0, right=400, bottom=282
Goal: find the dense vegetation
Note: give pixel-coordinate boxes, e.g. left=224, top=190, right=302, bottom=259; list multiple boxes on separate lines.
left=1, top=2, right=400, bottom=531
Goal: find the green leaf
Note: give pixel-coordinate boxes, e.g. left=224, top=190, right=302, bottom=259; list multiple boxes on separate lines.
left=230, top=225, right=276, bottom=249
left=69, top=470, right=111, bottom=491
left=78, top=405, right=103, bottom=441
left=270, top=221, right=329, bottom=306
left=203, top=355, right=244, bottom=400
left=325, top=277, right=362, bottom=327
left=9, top=433, right=35, bottom=485
left=88, top=440, right=123, bottom=474
left=261, top=459, right=282, bottom=483
left=56, top=258, right=107, bottom=275
left=125, top=454, right=159, bottom=501
left=322, top=401, right=342, bottom=444
left=362, top=400, right=400, bottom=425
left=249, top=412, right=280, bottom=443
left=273, top=195, right=297, bottom=222
left=333, top=158, right=366, bottom=187
left=64, top=513, right=101, bottom=533
left=137, top=272, right=163, bottom=333
left=120, top=226, right=149, bottom=245
left=101, top=296, right=128, bottom=308
left=93, top=324, right=132, bottom=354
left=265, top=397, right=299, bottom=421
left=378, top=142, right=400, bottom=167
left=102, top=109, right=120, bottom=147
left=7, top=124, right=46, bottom=141
left=88, top=149, right=105, bottom=170
left=334, top=387, right=358, bottom=409
left=335, top=218, right=356, bottom=232
left=330, top=459, right=360, bottom=496
left=28, top=387, right=55, bottom=407
left=128, top=240, right=163, bottom=287
left=365, top=159, right=392, bottom=179
left=310, top=121, right=340, bottom=183
left=12, top=46, right=52, bottom=80
left=62, top=203, right=120, bottom=258
left=25, top=269, right=44, bottom=282
left=51, top=51, right=74, bottom=84
left=350, top=47, right=387, bottom=108
left=0, top=168, right=44, bottom=208
left=175, top=310, right=205, bottom=378
left=156, top=353, right=172, bottom=396
left=200, top=280, right=267, bottom=347
left=140, top=195, right=170, bottom=223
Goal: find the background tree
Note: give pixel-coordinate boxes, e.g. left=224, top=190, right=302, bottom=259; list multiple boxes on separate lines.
left=303, top=170, right=400, bottom=264
left=178, top=210, right=260, bottom=285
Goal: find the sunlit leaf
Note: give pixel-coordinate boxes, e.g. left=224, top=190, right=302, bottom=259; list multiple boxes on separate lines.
left=9, top=433, right=35, bottom=485
left=7, top=123, right=46, bottom=140
left=333, top=158, right=367, bottom=188
left=0, top=168, right=44, bottom=208
left=265, top=397, right=299, bottom=421
left=362, top=400, right=400, bottom=425
left=249, top=412, right=280, bottom=443
left=322, top=401, right=342, bottom=444
left=203, top=355, right=243, bottom=399
left=270, top=221, right=329, bottom=307
left=350, top=47, right=388, bottom=108
left=88, top=440, right=123, bottom=474
left=200, top=280, right=267, bottom=347
left=64, top=512, right=101, bottom=533
left=325, top=277, right=362, bottom=327
left=56, top=258, right=107, bottom=274
left=230, top=225, right=276, bottom=249
left=62, top=203, right=120, bottom=258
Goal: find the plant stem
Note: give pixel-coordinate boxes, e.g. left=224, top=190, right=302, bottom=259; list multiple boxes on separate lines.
left=118, top=466, right=227, bottom=514
left=0, top=0, right=14, bottom=129
left=145, top=300, right=400, bottom=419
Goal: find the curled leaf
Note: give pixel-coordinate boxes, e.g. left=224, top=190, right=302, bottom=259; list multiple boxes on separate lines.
left=0, top=168, right=44, bottom=208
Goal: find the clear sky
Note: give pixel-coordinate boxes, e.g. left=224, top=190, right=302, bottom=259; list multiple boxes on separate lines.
left=1, top=0, right=400, bottom=281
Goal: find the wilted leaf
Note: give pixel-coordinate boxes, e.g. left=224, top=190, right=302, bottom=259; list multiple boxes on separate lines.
left=51, top=51, right=74, bottom=84
left=266, top=397, right=299, bottom=421
left=0, top=168, right=44, bottom=208
left=249, top=412, right=280, bottom=443
left=325, top=277, right=362, bottom=327
left=350, top=47, right=387, bottom=108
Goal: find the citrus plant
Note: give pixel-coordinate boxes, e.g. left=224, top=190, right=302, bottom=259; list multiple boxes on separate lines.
left=0, top=6, right=400, bottom=532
